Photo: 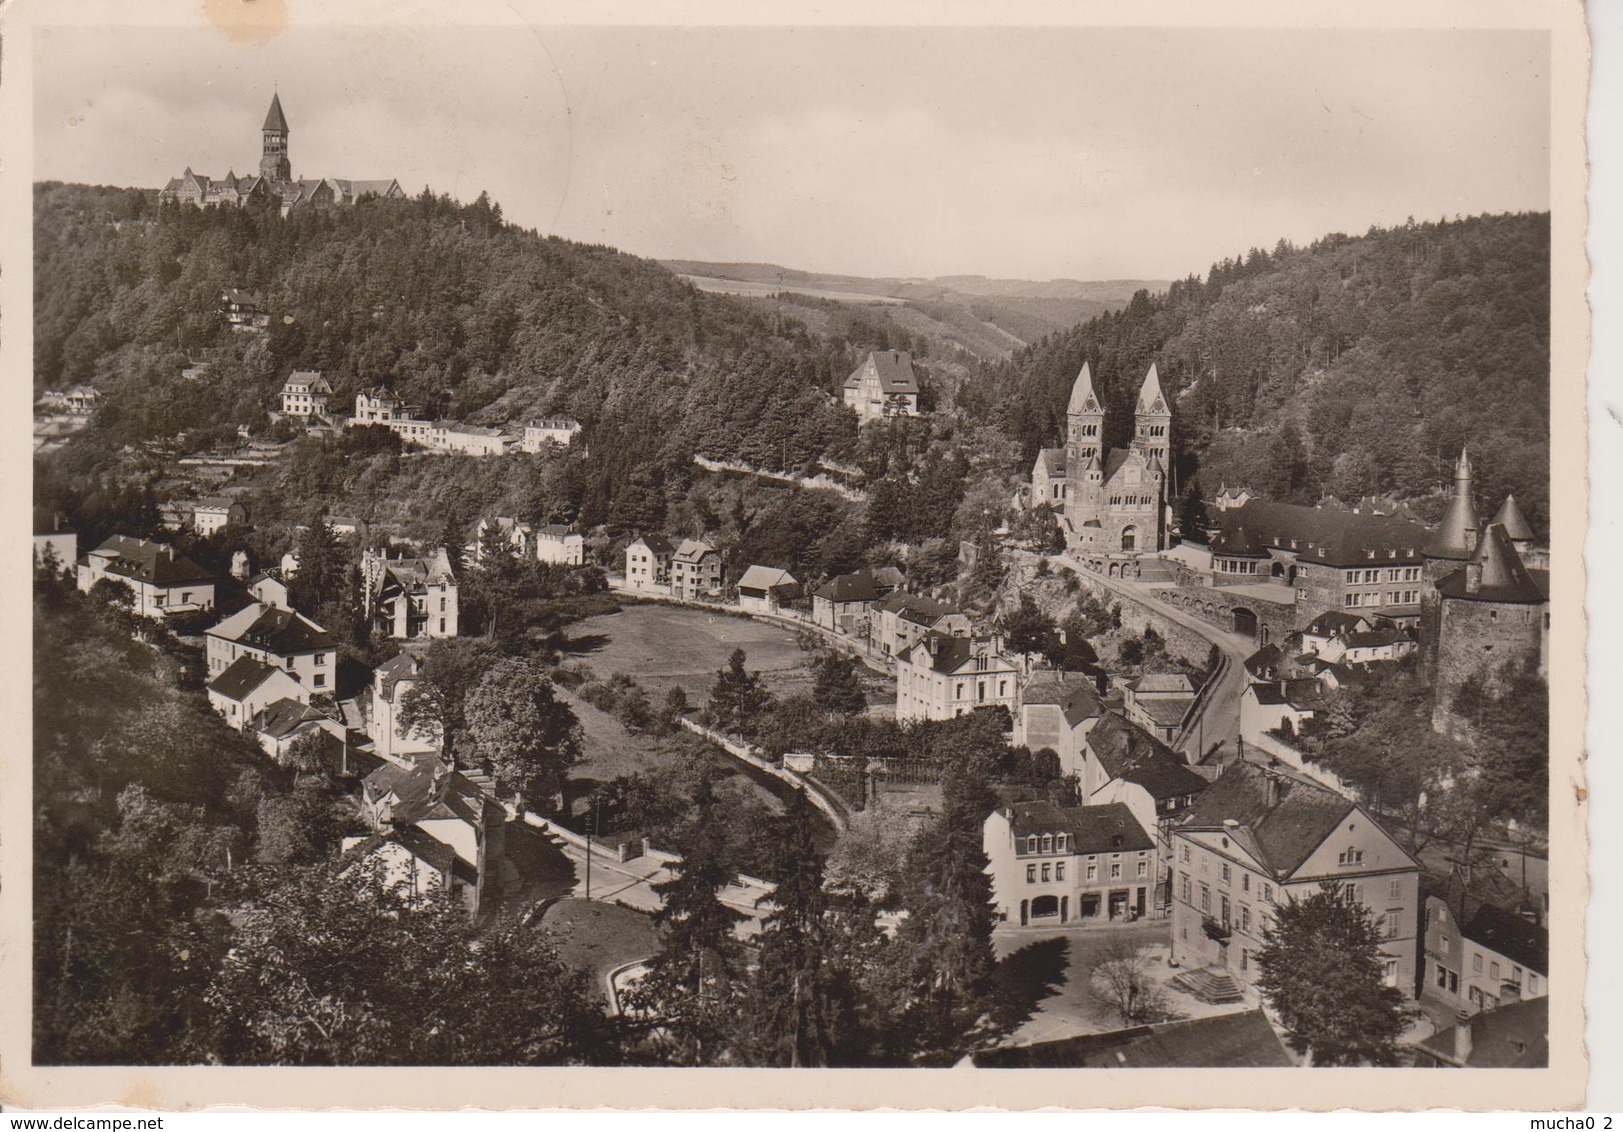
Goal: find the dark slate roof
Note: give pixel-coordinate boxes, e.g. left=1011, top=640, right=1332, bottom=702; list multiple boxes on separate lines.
left=1427, top=451, right=1480, bottom=561
left=1435, top=524, right=1547, bottom=605
left=254, top=696, right=327, bottom=739
left=814, top=570, right=882, bottom=604
left=1035, top=447, right=1066, bottom=477
left=631, top=533, right=675, bottom=557
left=207, top=655, right=283, bottom=701
left=1305, top=610, right=1368, bottom=637
left=1345, top=629, right=1408, bottom=648
left=844, top=350, right=919, bottom=394
left=1084, top=713, right=1209, bottom=802
left=1463, top=902, right=1548, bottom=975
left=1179, top=758, right=1356, bottom=879
left=1248, top=678, right=1328, bottom=709
left=1021, top=676, right=1104, bottom=730
left=1491, top=494, right=1536, bottom=542
left=263, top=92, right=289, bottom=132
left=972, top=1008, right=1291, bottom=1068
left=1136, top=698, right=1192, bottom=728
left=1244, top=643, right=1284, bottom=677
left=1006, top=800, right=1154, bottom=855
left=238, top=605, right=334, bottom=654
left=90, top=536, right=215, bottom=586
left=374, top=651, right=424, bottom=697
left=1210, top=500, right=1429, bottom=567
left=876, top=589, right=959, bottom=625
left=1102, top=448, right=1132, bottom=483
left=1416, top=997, right=1547, bottom=1068
left=912, top=632, right=973, bottom=674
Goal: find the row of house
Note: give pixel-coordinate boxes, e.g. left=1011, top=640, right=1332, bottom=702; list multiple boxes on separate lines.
left=623, top=534, right=724, bottom=601
left=343, top=387, right=582, bottom=455
left=473, top=516, right=585, bottom=566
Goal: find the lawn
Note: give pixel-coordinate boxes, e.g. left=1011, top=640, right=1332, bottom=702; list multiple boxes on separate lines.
left=568, top=604, right=812, bottom=702
left=538, top=897, right=662, bottom=1001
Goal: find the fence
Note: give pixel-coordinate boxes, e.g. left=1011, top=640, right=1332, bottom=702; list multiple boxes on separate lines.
left=678, top=718, right=851, bottom=832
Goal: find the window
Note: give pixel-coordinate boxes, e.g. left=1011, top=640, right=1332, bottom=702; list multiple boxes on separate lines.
left=316, top=652, right=328, bottom=666
left=1041, top=834, right=1053, bottom=853
left=1137, top=860, right=1148, bottom=878
left=1440, top=934, right=1451, bottom=950
left=1436, top=963, right=1450, bottom=989
left=1242, top=874, right=1250, bottom=893
left=1489, top=961, right=1501, bottom=981
left=1345, top=883, right=1361, bottom=905
left=1180, top=874, right=1191, bottom=903
left=1110, top=861, right=1122, bottom=879
left=1088, top=864, right=1098, bottom=882
left=956, top=682, right=966, bottom=700
left=1473, top=953, right=1484, bottom=974
left=1026, top=864, right=1036, bottom=883
left=1220, top=863, right=1231, bottom=884
left=1240, top=949, right=1249, bottom=972
left=1384, top=910, right=1401, bottom=939
left=1389, top=878, right=1402, bottom=900
left=1529, top=974, right=1539, bottom=994
left=440, top=597, right=446, bottom=611
left=1511, top=965, right=1523, bottom=985
left=1027, top=836, right=1039, bottom=854
left=314, top=673, right=326, bottom=689
left=1383, top=959, right=1399, bottom=987
left=1056, top=834, right=1067, bottom=852
left=1338, top=847, right=1364, bottom=867
left=1262, top=883, right=1274, bottom=904
left=1181, top=845, right=1191, bottom=863
left=1241, top=905, right=1252, bottom=933
left=999, top=680, right=1008, bottom=697
left=1055, top=862, right=1065, bottom=882
left=439, top=619, right=446, bottom=633
left=1200, top=884, right=1211, bottom=913
left=1220, top=896, right=1231, bottom=927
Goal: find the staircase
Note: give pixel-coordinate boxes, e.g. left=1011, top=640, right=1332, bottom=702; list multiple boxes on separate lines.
left=1170, top=966, right=1245, bottom=1004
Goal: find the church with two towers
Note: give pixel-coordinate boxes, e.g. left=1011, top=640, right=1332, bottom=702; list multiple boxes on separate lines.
left=1033, top=362, right=1174, bottom=566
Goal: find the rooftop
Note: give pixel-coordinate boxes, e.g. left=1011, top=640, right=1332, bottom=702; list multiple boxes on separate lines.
left=1178, top=757, right=1361, bottom=879
left=1003, top=800, right=1155, bottom=855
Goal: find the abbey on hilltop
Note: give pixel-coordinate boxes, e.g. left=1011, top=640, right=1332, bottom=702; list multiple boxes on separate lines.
left=159, top=94, right=404, bottom=215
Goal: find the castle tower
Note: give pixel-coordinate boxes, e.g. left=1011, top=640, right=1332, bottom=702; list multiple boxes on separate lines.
left=1064, top=363, right=1105, bottom=550
left=1491, top=493, right=1537, bottom=559
left=1419, top=447, right=1480, bottom=681
left=1132, top=363, right=1171, bottom=469
left=260, top=93, right=291, bottom=183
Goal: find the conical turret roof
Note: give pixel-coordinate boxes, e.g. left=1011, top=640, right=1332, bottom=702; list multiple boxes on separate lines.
left=1491, top=494, right=1535, bottom=542
left=1437, top=523, right=1545, bottom=604
left=263, top=93, right=289, bottom=133
left=1136, top=363, right=1167, bottom=415
left=1425, top=446, right=1479, bottom=561
left=1068, top=362, right=1101, bottom=415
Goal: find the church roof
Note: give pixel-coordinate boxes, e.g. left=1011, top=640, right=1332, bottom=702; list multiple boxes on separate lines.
left=1436, top=523, right=1547, bottom=605
left=1035, top=448, right=1066, bottom=477
left=1136, top=362, right=1168, bottom=415
left=1068, top=362, right=1101, bottom=415
left=1491, top=494, right=1536, bottom=542
left=263, top=93, right=289, bottom=132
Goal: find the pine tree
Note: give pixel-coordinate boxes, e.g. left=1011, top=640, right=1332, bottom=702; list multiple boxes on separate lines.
left=707, top=648, right=773, bottom=738
left=1253, top=880, right=1413, bottom=1066
left=811, top=651, right=867, bottom=717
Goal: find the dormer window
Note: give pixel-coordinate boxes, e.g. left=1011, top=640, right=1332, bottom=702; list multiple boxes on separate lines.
left=1026, top=836, right=1039, bottom=853
left=1041, top=834, right=1053, bottom=853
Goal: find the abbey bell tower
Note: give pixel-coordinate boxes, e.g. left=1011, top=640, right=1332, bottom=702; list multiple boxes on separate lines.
left=260, top=93, right=291, bottom=182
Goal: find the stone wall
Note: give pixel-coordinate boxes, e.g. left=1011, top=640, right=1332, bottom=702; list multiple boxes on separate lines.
left=1432, top=596, right=1545, bottom=732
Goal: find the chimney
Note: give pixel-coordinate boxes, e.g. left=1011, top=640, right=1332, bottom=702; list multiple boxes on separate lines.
left=1454, top=1010, right=1474, bottom=1065
left=1264, top=771, right=1282, bottom=808
left=1464, top=561, right=1483, bottom=595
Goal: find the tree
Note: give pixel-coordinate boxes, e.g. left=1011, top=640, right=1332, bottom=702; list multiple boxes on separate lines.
left=287, top=515, right=343, bottom=617
left=707, top=648, right=773, bottom=739
left=811, top=651, right=868, bottom=717
left=1089, top=937, right=1172, bottom=1025
left=1253, top=881, right=1413, bottom=1066
left=463, top=656, right=582, bottom=813
left=631, top=773, right=747, bottom=1065
left=999, top=593, right=1059, bottom=660
left=395, top=638, right=497, bottom=759
left=892, top=760, right=998, bottom=1060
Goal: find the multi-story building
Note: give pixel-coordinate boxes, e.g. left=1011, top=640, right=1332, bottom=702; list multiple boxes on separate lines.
left=1012, top=675, right=1106, bottom=779
left=625, top=534, right=674, bottom=592
left=207, top=656, right=307, bottom=730
left=670, top=539, right=722, bottom=601
left=362, top=547, right=459, bottom=639
left=872, top=590, right=971, bottom=657
left=983, top=801, right=1157, bottom=926
left=191, top=497, right=247, bottom=537
left=1122, top=672, right=1197, bottom=743
left=280, top=371, right=332, bottom=417
left=1207, top=499, right=1431, bottom=628
left=842, top=350, right=920, bottom=422
left=205, top=601, right=338, bottom=693
left=1420, top=874, right=1547, bottom=1017
left=1169, top=757, right=1421, bottom=995
left=350, top=388, right=434, bottom=444
left=520, top=418, right=582, bottom=451
left=76, top=536, right=217, bottom=618
left=811, top=568, right=890, bottom=635
left=369, top=650, right=442, bottom=761
left=1079, top=711, right=1209, bottom=896
left=427, top=422, right=511, bottom=456
left=894, top=632, right=1022, bottom=723
left=535, top=524, right=585, bottom=566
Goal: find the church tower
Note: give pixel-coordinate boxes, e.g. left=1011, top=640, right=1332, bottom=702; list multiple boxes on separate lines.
left=260, top=93, right=291, bottom=183
left=1132, top=362, right=1171, bottom=470
left=1064, top=362, right=1105, bottom=548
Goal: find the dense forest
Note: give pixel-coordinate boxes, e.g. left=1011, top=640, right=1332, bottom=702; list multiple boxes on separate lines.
left=973, top=213, right=1551, bottom=533
left=33, top=183, right=900, bottom=538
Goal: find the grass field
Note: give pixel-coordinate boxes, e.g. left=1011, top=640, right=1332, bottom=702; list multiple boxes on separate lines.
left=568, top=604, right=813, bottom=702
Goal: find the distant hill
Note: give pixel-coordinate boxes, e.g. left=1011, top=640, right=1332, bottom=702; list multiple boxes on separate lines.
left=661, top=259, right=1170, bottom=362
left=977, top=213, right=1550, bottom=532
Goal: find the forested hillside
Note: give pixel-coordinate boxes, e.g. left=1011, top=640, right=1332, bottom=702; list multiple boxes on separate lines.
left=34, top=183, right=887, bottom=532
left=973, top=213, right=1550, bottom=532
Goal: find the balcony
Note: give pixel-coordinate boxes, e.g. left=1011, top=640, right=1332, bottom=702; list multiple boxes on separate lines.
left=1202, top=916, right=1232, bottom=942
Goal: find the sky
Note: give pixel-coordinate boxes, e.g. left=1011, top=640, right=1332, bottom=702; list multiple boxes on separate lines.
left=31, top=23, right=1551, bottom=281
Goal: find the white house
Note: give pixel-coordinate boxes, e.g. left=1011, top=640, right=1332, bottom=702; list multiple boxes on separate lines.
left=1239, top=677, right=1329, bottom=744
left=350, top=388, right=434, bottom=444
left=427, top=422, right=511, bottom=456
left=76, top=536, right=216, bottom=618
left=535, top=524, right=585, bottom=566
left=521, top=418, right=582, bottom=451
left=1122, top=672, right=1197, bottom=744
left=205, top=601, right=338, bottom=693
left=984, top=801, right=1157, bottom=926
left=369, top=650, right=442, bottom=761
left=1012, top=675, right=1106, bottom=779
left=671, top=539, right=722, bottom=601
left=207, top=656, right=307, bottom=729
left=894, top=632, right=1022, bottom=723
left=625, top=534, right=675, bottom=592
left=736, top=565, right=798, bottom=615
left=280, top=371, right=333, bottom=417
left=1169, top=757, right=1421, bottom=995
left=192, top=497, right=247, bottom=537
left=842, top=350, right=920, bottom=422
left=362, top=547, right=459, bottom=639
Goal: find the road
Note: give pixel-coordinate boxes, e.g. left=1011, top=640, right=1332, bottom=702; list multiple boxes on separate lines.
left=1055, top=554, right=1253, bottom=760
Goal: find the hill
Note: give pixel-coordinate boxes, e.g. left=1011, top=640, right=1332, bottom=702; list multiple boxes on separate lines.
left=661, top=258, right=1168, bottom=362
left=974, top=213, right=1551, bottom=532
left=32, top=183, right=911, bottom=544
